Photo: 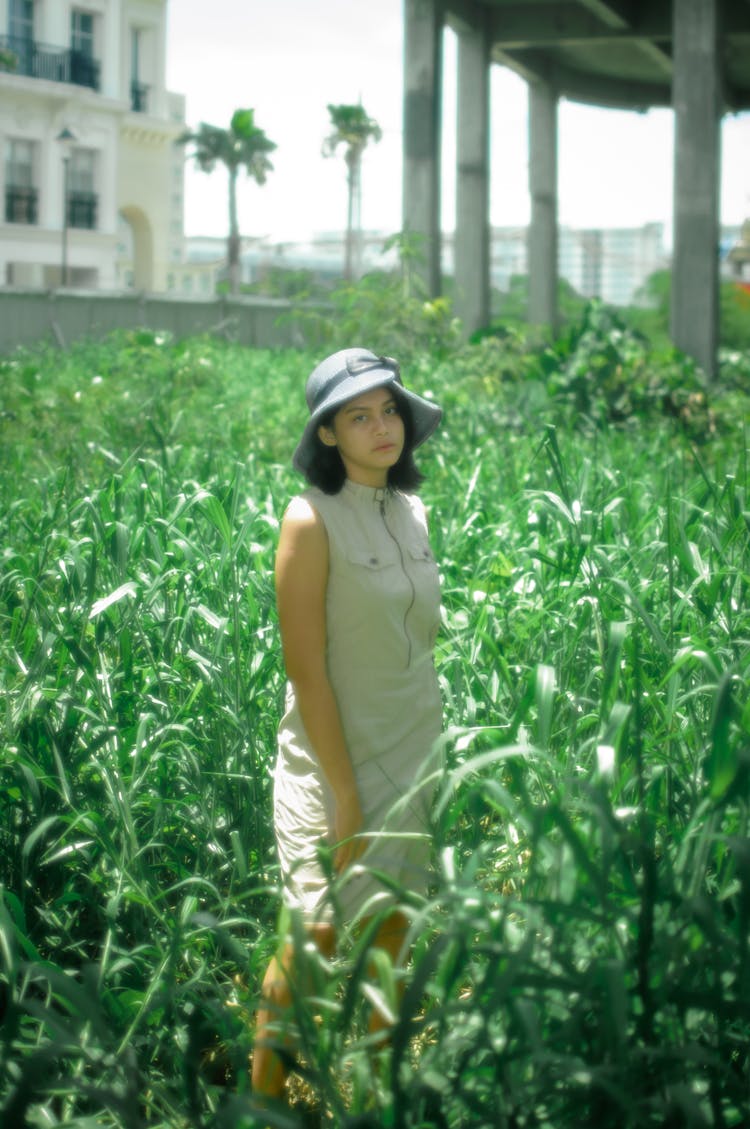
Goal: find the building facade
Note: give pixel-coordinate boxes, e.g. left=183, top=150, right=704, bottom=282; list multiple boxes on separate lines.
left=187, top=222, right=672, bottom=309
left=557, top=223, right=668, bottom=307
left=442, top=223, right=668, bottom=308
left=0, top=0, right=184, bottom=291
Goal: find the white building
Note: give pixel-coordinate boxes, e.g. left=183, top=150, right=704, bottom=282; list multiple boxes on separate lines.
left=0, top=0, right=185, bottom=291
left=558, top=223, right=668, bottom=307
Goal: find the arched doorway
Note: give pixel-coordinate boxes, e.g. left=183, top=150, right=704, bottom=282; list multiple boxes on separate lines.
left=119, top=204, right=154, bottom=290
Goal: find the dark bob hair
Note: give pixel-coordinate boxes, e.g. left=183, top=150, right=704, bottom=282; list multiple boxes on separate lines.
left=302, top=386, right=425, bottom=495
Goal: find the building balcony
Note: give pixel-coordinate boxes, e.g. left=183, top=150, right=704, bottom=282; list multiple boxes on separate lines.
left=0, top=34, right=100, bottom=91
left=130, top=80, right=150, bottom=113
left=67, top=191, right=98, bottom=230
left=5, top=186, right=39, bottom=225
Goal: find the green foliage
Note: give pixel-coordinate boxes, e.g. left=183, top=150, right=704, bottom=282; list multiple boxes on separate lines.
left=487, top=268, right=750, bottom=357
left=241, top=266, right=330, bottom=301
left=323, top=103, right=382, bottom=161
left=631, top=269, right=750, bottom=353
left=177, top=108, right=277, bottom=293
left=535, top=301, right=714, bottom=434
left=1, top=325, right=749, bottom=1126
left=721, top=282, right=750, bottom=352
left=322, top=102, right=383, bottom=283
left=488, top=272, right=590, bottom=328
left=295, top=232, right=462, bottom=364
left=178, top=108, right=276, bottom=182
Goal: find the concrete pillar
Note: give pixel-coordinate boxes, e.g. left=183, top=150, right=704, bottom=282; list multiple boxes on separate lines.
left=671, top=0, right=720, bottom=379
left=403, top=0, right=443, bottom=296
left=528, top=81, right=558, bottom=333
left=455, top=12, right=490, bottom=335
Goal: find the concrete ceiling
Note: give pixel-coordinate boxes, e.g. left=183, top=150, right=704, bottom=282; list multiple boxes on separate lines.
left=445, top=0, right=750, bottom=111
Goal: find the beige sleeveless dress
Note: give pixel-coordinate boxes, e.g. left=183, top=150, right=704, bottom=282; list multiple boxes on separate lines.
left=273, top=479, right=443, bottom=923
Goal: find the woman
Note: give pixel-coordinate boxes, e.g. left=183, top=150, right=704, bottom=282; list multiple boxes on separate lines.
left=252, top=347, right=443, bottom=1101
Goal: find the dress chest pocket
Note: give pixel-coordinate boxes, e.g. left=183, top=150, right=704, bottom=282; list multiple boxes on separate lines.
left=407, top=541, right=435, bottom=566
left=343, top=546, right=403, bottom=608
left=347, top=547, right=397, bottom=571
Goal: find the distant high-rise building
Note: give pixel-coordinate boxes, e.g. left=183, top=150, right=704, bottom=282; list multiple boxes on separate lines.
left=444, top=222, right=669, bottom=307
left=558, top=223, right=668, bottom=307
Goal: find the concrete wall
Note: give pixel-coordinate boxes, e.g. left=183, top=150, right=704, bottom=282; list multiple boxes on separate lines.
left=0, top=289, right=327, bottom=353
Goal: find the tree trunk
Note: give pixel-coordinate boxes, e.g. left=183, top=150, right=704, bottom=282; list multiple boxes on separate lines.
left=227, top=167, right=240, bottom=295
left=345, top=152, right=355, bottom=282
left=350, top=153, right=362, bottom=280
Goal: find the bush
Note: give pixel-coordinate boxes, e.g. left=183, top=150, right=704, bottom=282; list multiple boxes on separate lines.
left=1, top=322, right=748, bottom=1126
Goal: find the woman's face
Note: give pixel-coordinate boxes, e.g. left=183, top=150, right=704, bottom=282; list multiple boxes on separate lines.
left=318, top=385, right=405, bottom=487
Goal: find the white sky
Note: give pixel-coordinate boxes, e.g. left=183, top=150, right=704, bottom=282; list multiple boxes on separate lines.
left=165, top=0, right=750, bottom=245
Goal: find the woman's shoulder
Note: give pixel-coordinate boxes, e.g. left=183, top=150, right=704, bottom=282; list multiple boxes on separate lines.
left=283, top=487, right=346, bottom=532
left=281, top=490, right=328, bottom=532
left=395, top=489, right=429, bottom=528
left=277, top=493, right=329, bottom=565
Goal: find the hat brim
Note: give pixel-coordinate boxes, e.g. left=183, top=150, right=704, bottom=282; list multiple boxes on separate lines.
left=292, top=369, right=441, bottom=475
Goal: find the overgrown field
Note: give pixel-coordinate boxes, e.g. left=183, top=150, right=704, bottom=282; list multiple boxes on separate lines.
left=1, top=315, right=749, bottom=1128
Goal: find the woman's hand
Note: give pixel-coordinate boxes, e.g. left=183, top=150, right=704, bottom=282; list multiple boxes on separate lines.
left=333, top=788, right=366, bottom=872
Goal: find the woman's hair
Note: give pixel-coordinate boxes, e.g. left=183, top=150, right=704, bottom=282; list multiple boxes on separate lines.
left=303, top=387, right=425, bottom=495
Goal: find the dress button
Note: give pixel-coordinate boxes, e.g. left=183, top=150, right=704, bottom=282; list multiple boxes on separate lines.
left=370, top=557, right=378, bottom=565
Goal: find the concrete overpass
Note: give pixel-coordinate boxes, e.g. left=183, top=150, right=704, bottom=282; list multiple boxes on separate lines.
left=402, top=0, right=750, bottom=377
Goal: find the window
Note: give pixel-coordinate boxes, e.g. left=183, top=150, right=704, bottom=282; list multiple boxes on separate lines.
left=67, top=149, right=98, bottom=229
left=8, top=0, right=34, bottom=73
left=5, top=138, right=38, bottom=224
left=6, top=138, right=34, bottom=188
left=130, top=27, right=141, bottom=78
left=129, top=28, right=149, bottom=111
left=70, top=9, right=99, bottom=87
left=70, top=149, right=95, bottom=194
left=9, top=0, right=34, bottom=41
left=71, top=10, right=94, bottom=56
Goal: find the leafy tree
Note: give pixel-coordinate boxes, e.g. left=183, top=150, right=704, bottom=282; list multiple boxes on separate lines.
left=487, top=274, right=588, bottom=328
left=632, top=268, right=750, bottom=352
left=322, top=103, right=382, bottom=281
left=178, top=108, right=276, bottom=293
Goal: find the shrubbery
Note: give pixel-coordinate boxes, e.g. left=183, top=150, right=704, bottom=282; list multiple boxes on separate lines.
left=1, top=303, right=748, bottom=1126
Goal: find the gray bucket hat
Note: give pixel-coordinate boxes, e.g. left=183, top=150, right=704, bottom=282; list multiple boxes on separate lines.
left=292, top=347, right=442, bottom=475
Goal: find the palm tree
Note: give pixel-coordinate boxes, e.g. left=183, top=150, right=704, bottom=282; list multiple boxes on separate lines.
left=323, top=103, right=382, bottom=281
left=178, top=108, right=276, bottom=294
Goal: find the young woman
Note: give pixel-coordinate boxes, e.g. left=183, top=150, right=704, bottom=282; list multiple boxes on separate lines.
left=252, top=347, right=443, bottom=1101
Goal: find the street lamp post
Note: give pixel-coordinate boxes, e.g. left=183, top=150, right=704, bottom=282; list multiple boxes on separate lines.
left=56, top=127, right=76, bottom=287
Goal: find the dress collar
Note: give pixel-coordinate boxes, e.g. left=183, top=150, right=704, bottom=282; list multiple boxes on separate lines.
left=342, top=479, right=391, bottom=505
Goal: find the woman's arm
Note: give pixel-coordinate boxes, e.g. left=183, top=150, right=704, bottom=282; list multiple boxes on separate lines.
left=275, top=495, right=364, bottom=871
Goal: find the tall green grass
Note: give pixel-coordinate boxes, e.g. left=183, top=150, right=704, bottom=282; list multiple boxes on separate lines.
left=1, top=326, right=748, bottom=1126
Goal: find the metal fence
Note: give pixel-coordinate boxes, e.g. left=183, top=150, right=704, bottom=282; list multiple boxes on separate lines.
left=0, top=289, right=327, bottom=354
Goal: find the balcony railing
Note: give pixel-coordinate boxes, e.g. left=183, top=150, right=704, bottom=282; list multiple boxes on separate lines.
left=5, top=186, right=39, bottom=225
left=67, top=191, right=98, bottom=230
left=0, top=34, right=100, bottom=91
